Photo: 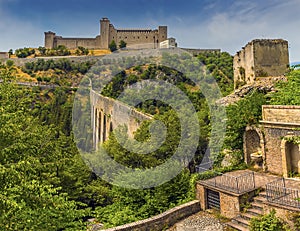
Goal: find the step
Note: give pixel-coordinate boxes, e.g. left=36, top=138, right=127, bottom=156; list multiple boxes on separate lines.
left=241, top=212, right=257, bottom=220
left=247, top=208, right=263, bottom=216
left=226, top=221, right=249, bottom=231
left=258, top=191, right=267, bottom=197
left=253, top=196, right=267, bottom=203
left=233, top=216, right=250, bottom=226
left=251, top=202, right=264, bottom=210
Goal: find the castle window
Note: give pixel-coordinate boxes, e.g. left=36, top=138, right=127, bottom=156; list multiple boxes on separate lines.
left=138, top=36, right=140, bottom=39
left=125, top=36, right=127, bottom=39
left=146, top=36, right=148, bottom=39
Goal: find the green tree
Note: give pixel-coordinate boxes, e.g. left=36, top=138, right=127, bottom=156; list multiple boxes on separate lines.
left=38, top=46, right=47, bottom=56
left=270, top=70, right=300, bottom=105
left=119, top=40, right=127, bottom=49
left=109, top=40, right=117, bottom=52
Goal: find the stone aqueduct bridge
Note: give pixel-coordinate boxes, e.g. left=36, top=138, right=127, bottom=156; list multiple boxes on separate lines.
left=90, top=90, right=152, bottom=149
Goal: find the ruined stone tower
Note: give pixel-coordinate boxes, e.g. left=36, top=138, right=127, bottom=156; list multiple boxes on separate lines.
left=233, top=39, right=289, bottom=89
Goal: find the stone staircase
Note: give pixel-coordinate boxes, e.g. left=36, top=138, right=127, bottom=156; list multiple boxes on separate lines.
left=226, top=191, right=267, bottom=231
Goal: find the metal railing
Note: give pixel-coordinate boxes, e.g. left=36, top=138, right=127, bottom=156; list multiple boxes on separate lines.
left=200, top=171, right=256, bottom=194
left=266, top=178, right=300, bottom=208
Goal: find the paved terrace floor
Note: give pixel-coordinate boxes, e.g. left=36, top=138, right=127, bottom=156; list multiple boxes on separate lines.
left=216, top=169, right=300, bottom=190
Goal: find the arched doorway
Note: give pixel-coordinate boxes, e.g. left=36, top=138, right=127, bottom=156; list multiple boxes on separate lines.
left=243, top=126, right=265, bottom=169
left=282, top=138, right=300, bottom=177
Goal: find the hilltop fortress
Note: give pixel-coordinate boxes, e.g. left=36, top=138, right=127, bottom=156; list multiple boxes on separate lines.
left=45, top=17, right=168, bottom=50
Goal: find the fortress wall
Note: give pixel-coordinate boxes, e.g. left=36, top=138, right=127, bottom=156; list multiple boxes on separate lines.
left=182, top=48, right=221, bottom=56
left=55, top=38, right=98, bottom=49
left=114, top=30, right=159, bottom=47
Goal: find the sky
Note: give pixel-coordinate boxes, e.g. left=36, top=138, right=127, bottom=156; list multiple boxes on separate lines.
left=0, top=0, right=299, bottom=62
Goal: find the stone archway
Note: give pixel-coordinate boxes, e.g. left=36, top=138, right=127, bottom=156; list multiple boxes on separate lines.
left=243, top=126, right=265, bottom=169
left=281, top=137, right=300, bottom=177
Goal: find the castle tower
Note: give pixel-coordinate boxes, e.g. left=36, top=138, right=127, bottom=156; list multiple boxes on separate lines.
left=158, top=26, right=167, bottom=43
left=44, top=31, right=56, bottom=49
left=100, top=17, right=110, bottom=48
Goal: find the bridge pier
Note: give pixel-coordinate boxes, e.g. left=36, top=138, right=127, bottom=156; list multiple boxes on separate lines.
left=90, top=90, right=152, bottom=150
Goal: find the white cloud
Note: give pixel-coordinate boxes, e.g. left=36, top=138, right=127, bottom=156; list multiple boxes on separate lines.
left=172, top=0, right=300, bottom=62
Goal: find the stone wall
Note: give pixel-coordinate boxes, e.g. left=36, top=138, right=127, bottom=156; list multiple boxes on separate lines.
left=196, top=183, right=256, bottom=219
left=90, top=90, right=152, bottom=149
left=262, top=105, right=300, bottom=124
left=54, top=37, right=98, bottom=49
left=263, top=202, right=300, bottom=230
left=99, top=200, right=200, bottom=231
left=0, top=52, right=9, bottom=59
left=234, top=39, right=289, bottom=89
left=0, top=56, right=102, bottom=66
left=181, top=48, right=221, bottom=56
left=244, top=105, right=300, bottom=176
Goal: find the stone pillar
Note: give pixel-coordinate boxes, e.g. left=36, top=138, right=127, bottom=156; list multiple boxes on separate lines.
left=100, top=112, right=105, bottom=143
left=196, top=183, right=206, bottom=210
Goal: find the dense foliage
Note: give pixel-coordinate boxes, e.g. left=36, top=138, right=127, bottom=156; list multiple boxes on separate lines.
left=0, top=69, right=89, bottom=229
left=21, top=58, right=93, bottom=86
left=270, top=69, right=300, bottom=105
left=109, top=40, right=117, bottom=52
left=197, top=51, right=234, bottom=95
left=250, top=210, right=287, bottom=231
left=15, top=47, right=35, bottom=58
left=1, top=50, right=299, bottom=229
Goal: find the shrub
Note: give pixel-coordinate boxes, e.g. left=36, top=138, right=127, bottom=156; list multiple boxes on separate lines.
left=250, top=209, right=287, bottom=231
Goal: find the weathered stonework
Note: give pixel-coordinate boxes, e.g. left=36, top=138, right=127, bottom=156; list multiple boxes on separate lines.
left=99, top=200, right=200, bottom=231
left=234, top=39, right=289, bottom=89
left=0, top=52, right=9, bottom=59
left=244, top=105, right=300, bottom=177
left=263, top=202, right=300, bottom=230
left=90, top=90, right=152, bottom=149
left=196, top=182, right=256, bottom=219
left=45, top=17, right=167, bottom=50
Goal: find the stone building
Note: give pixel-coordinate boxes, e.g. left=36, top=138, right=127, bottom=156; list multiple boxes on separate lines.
left=0, top=52, right=9, bottom=59
left=159, top=37, right=177, bottom=48
left=233, top=39, right=289, bottom=89
left=244, top=105, right=300, bottom=177
left=45, top=17, right=168, bottom=50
